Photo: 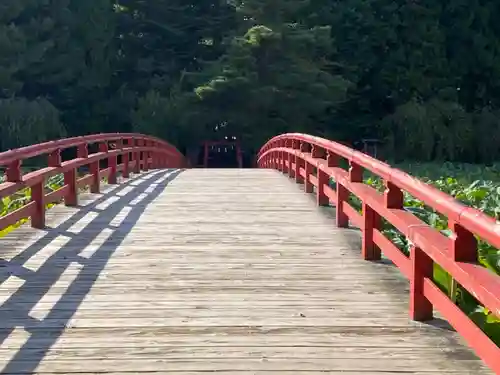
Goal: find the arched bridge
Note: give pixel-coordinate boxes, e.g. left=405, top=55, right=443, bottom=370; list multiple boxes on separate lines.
left=0, top=133, right=499, bottom=374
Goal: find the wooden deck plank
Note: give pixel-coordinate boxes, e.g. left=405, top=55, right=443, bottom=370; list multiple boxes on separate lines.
left=0, top=168, right=492, bottom=374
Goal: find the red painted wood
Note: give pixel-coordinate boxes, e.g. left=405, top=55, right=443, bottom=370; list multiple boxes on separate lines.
left=64, top=169, right=78, bottom=206
left=31, top=182, right=45, bottom=229
left=362, top=203, right=381, bottom=260
left=257, top=133, right=500, bottom=373
left=410, top=245, right=434, bottom=321
left=0, top=133, right=185, bottom=233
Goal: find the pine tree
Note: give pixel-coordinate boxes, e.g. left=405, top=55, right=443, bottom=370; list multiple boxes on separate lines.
left=195, top=0, right=352, bottom=146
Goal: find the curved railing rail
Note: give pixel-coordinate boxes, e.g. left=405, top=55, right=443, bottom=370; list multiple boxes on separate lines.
left=258, top=133, right=500, bottom=372
left=0, top=133, right=185, bottom=231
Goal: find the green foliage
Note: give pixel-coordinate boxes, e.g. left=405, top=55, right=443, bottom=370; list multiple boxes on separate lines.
left=0, top=173, right=64, bottom=237
left=0, top=171, right=107, bottom=237
left=346, top=163, right=500, bottom=344
left=2, top=0, right=500, bottom=160
left=0, top=97, right=66, bottom=150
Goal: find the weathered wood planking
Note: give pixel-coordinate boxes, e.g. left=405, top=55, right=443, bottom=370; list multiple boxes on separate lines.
left=0, top=168, right=492, bottom=374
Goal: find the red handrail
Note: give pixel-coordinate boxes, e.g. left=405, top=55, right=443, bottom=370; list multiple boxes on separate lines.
left=258, top=133, right=500, bottom=373
left=0, top=133, right=186, bottom=231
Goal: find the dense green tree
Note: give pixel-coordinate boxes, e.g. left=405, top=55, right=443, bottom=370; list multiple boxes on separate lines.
left=194, top=0, right=352, bottom=147
left=2, top=0, right=500, bottom=163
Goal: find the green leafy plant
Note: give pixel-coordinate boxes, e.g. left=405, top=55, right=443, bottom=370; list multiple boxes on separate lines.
left=0, top=171, right=108, bottom=236
left=345, top=162, right=500, bottom=345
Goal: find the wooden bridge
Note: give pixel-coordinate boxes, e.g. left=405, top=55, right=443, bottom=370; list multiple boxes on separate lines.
left=0, top=133, right=499, bottom=374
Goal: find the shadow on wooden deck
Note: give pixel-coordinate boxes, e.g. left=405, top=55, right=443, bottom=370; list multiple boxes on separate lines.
left=0, top=169, right=182, bottom=374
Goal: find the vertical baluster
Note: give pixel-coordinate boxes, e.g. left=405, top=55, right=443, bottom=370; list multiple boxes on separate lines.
left=122, top=139, right=130, bottom=178
left=362, top=203, right=380, bottom=260
left=108, top=139, right=119, bottom=184
left=64, top=145, right=78, bottom=207
left=384, top=181, right=404, bottom=209
left=447, top=221, right=477, bottom=303
left=89, top=142, right=105, bottom=194
left=335, top=159, right=360, bottom=229
left=313, top=147, right=328, bottom=206
left=281, top=140, right=288, bottom=173
left=336, top=183, right=349, bottom=228
left=31, top=182, right=45, bottom=229
left=410, top=244, right=433, bottom=321
left=303, top=143, right=314, bottom=194
left=6, top=160, right=22, bottom=182
left=287, top=141, right=295, bottom=178
left=142, top=140, right=150, bottom=172
left=133, top=138, right=141, bottom=174
left=149, top=141, right=156, bottom=170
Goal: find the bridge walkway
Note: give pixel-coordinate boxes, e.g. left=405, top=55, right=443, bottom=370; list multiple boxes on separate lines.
left=0, top=169, right=491, bottom=374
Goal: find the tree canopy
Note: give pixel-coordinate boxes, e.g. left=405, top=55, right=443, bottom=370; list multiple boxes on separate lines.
left=2, top=0, right=500, bottom=162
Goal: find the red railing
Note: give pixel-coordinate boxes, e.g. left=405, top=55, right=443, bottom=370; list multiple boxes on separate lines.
left=258, top=133, right=500, bottom=372
left=0, top=133, right=185, bottom=231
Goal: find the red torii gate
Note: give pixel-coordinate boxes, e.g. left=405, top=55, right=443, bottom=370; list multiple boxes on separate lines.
left=202, top=140, right=242, bottom=168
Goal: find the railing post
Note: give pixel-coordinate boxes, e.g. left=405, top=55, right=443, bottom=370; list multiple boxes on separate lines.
left=384, top=181, right=404, bottom=208
left=35, top=151, right=59, bottom=229
left=122, top=139, right=130, bottom=178
left=148, top=140, right=154, bottom=170
left=349, top=160, right=379, bottom=260
left=449, top=221, right=477, bottom=262
left=303, top=143, right=317, bottom=193
left=108, top=140, right=119, bottom=184
left=89, top=143, right=105, bottom=194
left=335, top=160, right=359, bottom=229
left=142, top=140, right=149, bottom=172
left=410, top=244, right=434, bottom=321
left=278, top=149, right=283, bottom=172
left=78, top=142, right=89, bottom=159
left=336, top=183, right=349, bottom=228
left=282, top=140, right=289, bottom=173
left=447, top=221, right=477, bottom=303
left=317, top=169, right=328, bottom=206
left=6, top=160, right=22, bottom=182
left=31, top=181, right=45, bottom=229
left=286, top=141, right=294, bottom=178
left=149, top=141, right=156, bottom=169
left=64, top=168, right=78, bottom=206
left=348, top=160, right=363, bottom=183
left=327, top=151, right=339, bottom=167
left=133, top=139, right=141, bottom=174
left=48, top=149, right=61, bottom=168
left=362, top=204, right=381, bottom=260
left=288, top=141, right=298, bottom=178
left=295, top=142, right=308, bottom=184
left=311, top=146, right=327, bottom=205
left=281, top=149, right=287, bottom=173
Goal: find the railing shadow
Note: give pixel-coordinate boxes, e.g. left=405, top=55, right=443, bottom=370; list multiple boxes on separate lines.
left=0, top=168, right=182, bottom=373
